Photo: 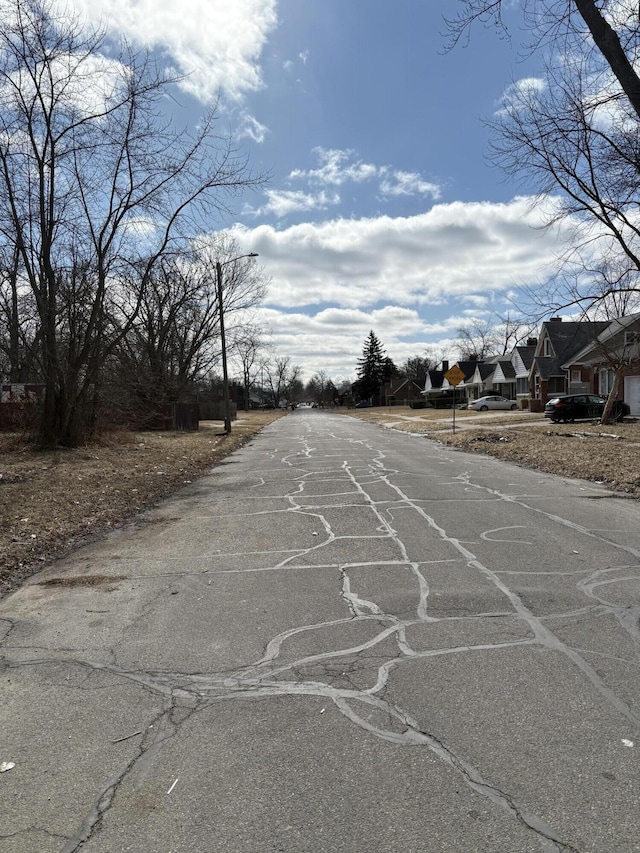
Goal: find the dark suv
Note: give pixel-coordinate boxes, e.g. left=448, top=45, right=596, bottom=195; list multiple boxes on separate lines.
left=544, top=394, right=630, bottom=423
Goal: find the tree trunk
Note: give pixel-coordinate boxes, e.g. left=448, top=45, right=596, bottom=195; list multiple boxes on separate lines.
left=601, top=367, right=624, bottom=425
left=574, top=0, right=640, bottom=121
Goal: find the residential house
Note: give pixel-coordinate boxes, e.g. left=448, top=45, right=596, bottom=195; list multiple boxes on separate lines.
left=476, top=342, right=537, bottom=408
left=513, top=342, right=536, bottom=408
left=465, top=361, right=498, bottom=400
left=491, top=360, right=516, bottom=398
left=422, top=359, right=479, bottom=407
left=422, top=361, right=450, bottom=401
left=561, top=313, right=640, bottom=416
left=529, top=318, right=610, bottom=411
left=382, top=376, right=424, bottom=406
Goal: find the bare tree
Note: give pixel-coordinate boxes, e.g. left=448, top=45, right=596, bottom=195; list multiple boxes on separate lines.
left=455, top=319, right=500, bottom=361
left=0, top=0, right=264, bottom=446
left=112, top=237, right=266, bottom=420
left=264, top=356, right=302, bottom=408
left=0, top=246, right=40, bottom=381
left=447, top=0, right=640, bottom=123
left=399, top=355, right=434, bottom=386
left=231, top=325, right=269, bottom=411
left=307, top=370, right=328, bottom=406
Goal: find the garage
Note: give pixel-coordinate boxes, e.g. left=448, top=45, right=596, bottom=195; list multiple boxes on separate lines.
left=624, top=375, right=640, bottom=416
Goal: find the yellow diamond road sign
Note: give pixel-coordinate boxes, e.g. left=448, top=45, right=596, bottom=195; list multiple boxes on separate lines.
left=444, top=365, right=465, bottom=387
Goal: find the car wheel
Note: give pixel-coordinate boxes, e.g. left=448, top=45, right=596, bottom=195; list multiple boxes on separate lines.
left=479, top=405, right=488, bottom=411
left=510, top=404, right=517, bottom=410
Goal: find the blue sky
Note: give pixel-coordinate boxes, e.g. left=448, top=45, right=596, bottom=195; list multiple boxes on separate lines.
left=69, top=0, right=569, bottom=382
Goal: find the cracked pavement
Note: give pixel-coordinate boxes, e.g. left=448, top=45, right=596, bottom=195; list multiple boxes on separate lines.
left=1, top=409, right=639, bottom=852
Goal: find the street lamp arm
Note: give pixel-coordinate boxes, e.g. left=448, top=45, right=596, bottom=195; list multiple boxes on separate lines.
left=218, top=252, right=259, bottom=271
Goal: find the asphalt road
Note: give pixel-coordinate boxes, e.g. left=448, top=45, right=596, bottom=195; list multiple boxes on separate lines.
left=1, top=409, right=640, bottom=852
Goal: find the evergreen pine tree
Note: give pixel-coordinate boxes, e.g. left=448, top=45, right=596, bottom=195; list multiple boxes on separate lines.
left=356, top=331, right=387, bottom=401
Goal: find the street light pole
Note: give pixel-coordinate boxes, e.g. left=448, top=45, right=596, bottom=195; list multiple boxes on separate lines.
left=216, top=253, right=259, bottom=435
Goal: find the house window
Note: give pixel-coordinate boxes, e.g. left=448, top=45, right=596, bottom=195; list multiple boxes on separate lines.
left=548, top=377, right=566, bottom=394
left=599, top=369, right=615, bottom=396
left=570, top=369, right=581, bottom=382
left=516, top=377, right=529, bottom=395
left=543, top=338, right=552, bottom=356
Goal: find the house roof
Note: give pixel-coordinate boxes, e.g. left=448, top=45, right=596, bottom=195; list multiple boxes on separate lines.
left=515, top=345, right=536, bottom=370
left=561, top=312, right=640, bottom=366
left=478, top=362, right=497, bottom=380
left=423, top=369, right=446, bottom=391
left=456, top=361, right=482, bottom=381
left=495, top=360, right=516, bottom=380
left=541, top=320, right=610, bottom=363
left=387, top=377, right=422, bottom=394
left=466, top=362, right=493, bottom=385
left=533, top=356, right=559, bottom=380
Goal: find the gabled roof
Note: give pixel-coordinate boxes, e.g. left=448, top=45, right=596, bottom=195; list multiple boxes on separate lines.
left=540, top=320, right=610, bottom=363
left=515, top=345, right=536, bottom=371
left=456, top=360, right=481, bottom=380
left=423, top=369, right=447, bottom=392
left=533, top=356, right=558, bottom=380
left=493, top=360, right=516, bottom=381
left=562, top=312, right=640, bottom=366
left=466, top=362, right=494, bottom=385
left=478, top=362, right=497, bottom=380
left=387, top=377, right=423, bottom=395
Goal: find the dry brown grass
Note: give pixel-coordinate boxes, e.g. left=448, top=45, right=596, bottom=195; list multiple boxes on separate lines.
left=341, top=405, right=640, bottom=497
left=0, top=410, right=286, bottom=597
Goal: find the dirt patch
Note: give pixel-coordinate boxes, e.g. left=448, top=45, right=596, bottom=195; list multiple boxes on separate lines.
left=0, top=410, right=286, bottom=599
left=35, top=575, right=127, bottom=587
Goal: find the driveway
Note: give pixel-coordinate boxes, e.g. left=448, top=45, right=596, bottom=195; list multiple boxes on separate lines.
left=2, top=409, right=640, bottom=852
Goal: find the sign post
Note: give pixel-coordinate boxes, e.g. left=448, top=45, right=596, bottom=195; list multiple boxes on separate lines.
left=444, top=365, right=465, bottom=434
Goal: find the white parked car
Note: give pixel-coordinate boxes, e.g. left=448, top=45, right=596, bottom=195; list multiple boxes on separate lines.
left=468, top=395, right=518, bottom=411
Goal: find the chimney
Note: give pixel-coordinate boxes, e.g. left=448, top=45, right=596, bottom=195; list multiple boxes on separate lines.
left=549, top=317, right=562, bottom=322
left=442, top=360, right=449, bottom=373
left=527, top=338, right=538, bottom=346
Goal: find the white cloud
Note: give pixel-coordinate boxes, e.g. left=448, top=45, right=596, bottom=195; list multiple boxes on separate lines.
left=224, top=196, right=570, bottom=379
left=495, top=76, right=546, bottom=118
left=247, top=189, right=341, bottom=218
left=286, top=147, right=442, bottom=204
left=67, top=0, right=278, bottom=103
left=236, top=112, right=269, bottom=143
left=289, top=148, right=381, bottom=186
left=379, top=170, right=441, bottom=199
left=232, top=196, right=564, bottom=309
left=250, top=306, right=439, bottom=382
left=0, top=51, right=129, bottom=118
